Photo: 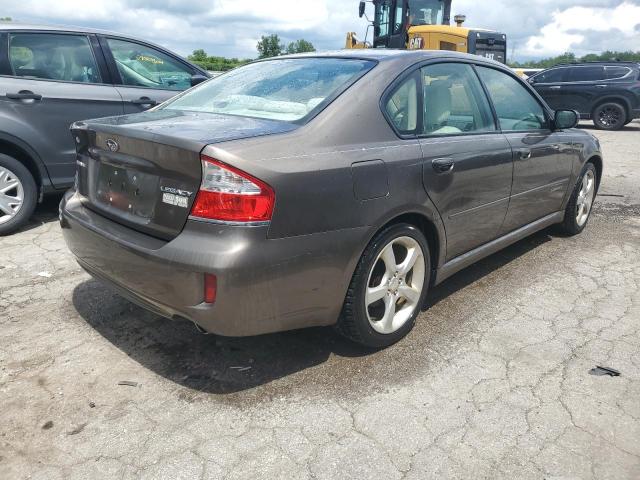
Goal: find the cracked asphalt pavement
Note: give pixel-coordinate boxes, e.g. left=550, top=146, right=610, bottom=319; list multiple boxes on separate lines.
left=1, top=121, right=639, bottom=479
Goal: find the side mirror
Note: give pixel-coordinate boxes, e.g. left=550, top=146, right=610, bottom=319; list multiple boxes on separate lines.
left=527, top=77, right=535, bottom=84
left=190, top=74, right=208, bottom=87
left=554, top=109, right=579, bottom=130
left=359, top=1, right=366, bottom=18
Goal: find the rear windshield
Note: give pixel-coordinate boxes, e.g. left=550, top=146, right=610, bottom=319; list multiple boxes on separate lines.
left=161, top=57, right=376, bottom=122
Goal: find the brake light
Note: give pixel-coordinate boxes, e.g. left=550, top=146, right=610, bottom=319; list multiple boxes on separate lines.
left=190, top=155, right=275, bottom=222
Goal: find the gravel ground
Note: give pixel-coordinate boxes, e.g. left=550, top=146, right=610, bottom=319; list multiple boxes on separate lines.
left=1, top=121, right=639, bottom=479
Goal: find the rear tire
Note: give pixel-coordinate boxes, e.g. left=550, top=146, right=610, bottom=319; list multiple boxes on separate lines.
left=336, top=223, right=430, bottom=348
left=592, top=102, right=626, bottom=130
left=0, top=154, right=38, bottom=236
left=558, top=162, right=597, bottom=236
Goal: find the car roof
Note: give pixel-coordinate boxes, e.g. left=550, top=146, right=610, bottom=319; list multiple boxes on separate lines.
left=550, top=61, right=639, bottom=67
left=263, top=48, right=507, bottom=68
left=0, top=22, right=129, bottom=36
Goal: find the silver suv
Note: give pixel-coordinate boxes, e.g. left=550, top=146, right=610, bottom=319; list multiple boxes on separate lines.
left=0, top=23, right=208, bottom=234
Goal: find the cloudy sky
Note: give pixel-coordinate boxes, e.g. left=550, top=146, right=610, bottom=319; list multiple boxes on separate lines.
left=3, top=0, right=639, bottom=61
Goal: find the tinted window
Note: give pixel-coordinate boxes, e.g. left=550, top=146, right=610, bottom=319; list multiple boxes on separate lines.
left=107, top=38, right=194, bottom=91
left=164, top=58, right=375, bottom=122
left=566, top=66, right=605, bottom=82
left=8, top=33, right=101, bottom=83
left=605, top=66, right=632, bottom=80
left=532, top=68, right=567, bottom=83
left=386, top=76, right=418, bottom=133
left=477, top=66, right=547, bottom=131
left=421, top=63, right=495, bottom=135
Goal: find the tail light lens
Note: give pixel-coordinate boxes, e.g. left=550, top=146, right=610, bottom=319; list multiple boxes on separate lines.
left=190, top=155, right=275, bottom=222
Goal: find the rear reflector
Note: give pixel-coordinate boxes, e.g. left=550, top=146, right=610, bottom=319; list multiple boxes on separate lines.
left=190, top=155, right=275, bottom=222
left=204, top=273, right=217, bottom=304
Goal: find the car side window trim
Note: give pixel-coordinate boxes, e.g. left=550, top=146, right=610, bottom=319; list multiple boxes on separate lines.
left=474, top=64, right=553, bottom=134
left=4, top=31, right=109, bottom=86
left=380, top=59, right=511, bottom=140
left=535, top=65, right=634, bottom=84
left=100, top=35, right=200, bottom=90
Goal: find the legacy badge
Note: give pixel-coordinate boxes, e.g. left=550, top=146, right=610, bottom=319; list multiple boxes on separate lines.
left=160, top=186, right=192, bottom=208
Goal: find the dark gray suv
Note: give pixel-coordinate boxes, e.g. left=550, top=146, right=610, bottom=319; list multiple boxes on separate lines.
left=0, top=24, right=208, bottom=234
left=60, top=50, right=603, bottom=348
left=529, top=62, right=640, bottom=130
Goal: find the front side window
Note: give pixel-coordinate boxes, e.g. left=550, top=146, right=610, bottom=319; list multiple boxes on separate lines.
left=8, top=33, right=101, bottom=83
left=385, top=76, right=418, bottom=133
left=532, top=68, right=567, bottom=84
left=477, top=66, right=547, bottom=131
left=107, top=38, right=194, bottom=91
left=566, top=66, right=605, bottom=82
left=163, top=58, right=375, bottom=122
left=421, top=63, right=496, bottom=135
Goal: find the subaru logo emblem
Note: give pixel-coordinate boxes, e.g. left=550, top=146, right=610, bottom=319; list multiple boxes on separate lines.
left=106, top=139, right=119, bottom=152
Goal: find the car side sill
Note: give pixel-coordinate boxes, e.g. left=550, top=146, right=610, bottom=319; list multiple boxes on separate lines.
left=434, top=211, right=564, bottom=285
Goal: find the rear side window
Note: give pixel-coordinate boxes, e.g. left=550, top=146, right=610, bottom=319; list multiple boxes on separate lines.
left=533, top=68, right=567, bottom=83
left=476, top=66, right=547, bottom=131
left=107, top=38, right=195, bottom=91
left=386, top=76, right=418, bottom=133
left=8, top=33, right=101, bottom=83
left=421, top=63, right=495, bottom=135
left=566, top=66, right=605, bottom=82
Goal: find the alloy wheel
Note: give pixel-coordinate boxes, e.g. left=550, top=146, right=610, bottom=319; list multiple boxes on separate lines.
left=576, top=169, right=595, bottom=227
left=365, top=236, right=426, bottom=334
left=598, top=105, right=622, bottom=128
left=0, top=166, right=24, bottom=225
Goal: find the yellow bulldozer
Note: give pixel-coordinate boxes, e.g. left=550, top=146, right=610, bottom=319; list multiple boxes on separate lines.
left=346, top=0, right=508, bottom=64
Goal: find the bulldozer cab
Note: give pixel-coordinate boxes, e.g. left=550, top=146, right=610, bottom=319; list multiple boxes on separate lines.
left=369, top=0, right=452, bottom=48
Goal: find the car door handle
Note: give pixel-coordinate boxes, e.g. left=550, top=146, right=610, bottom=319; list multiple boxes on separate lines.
left=432, top=158, right=455, bottom=173
left=595, top=84, right=608, bottom=88
left=519, top=149, right=532, bottom=160
left=549, top=86, right=562, bottom=90
left=130, top=97, right=158, bottom=106
left=6, top=91, right=42, bottom=100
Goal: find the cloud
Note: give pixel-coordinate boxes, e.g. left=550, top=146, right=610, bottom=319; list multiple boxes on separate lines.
left=3, top=0, right=638, bottom=61
left=523, top=1, right=640, bottom=56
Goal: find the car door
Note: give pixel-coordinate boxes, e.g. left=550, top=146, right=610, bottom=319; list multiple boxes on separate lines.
left=476, top=66, right=576, bottom=233
left=0, top=31, right=124, bottom=187
left=529, top=67, right=569, bottom=110
left=415, top=62, right=514, bottom=261
left=561, top=66, right=606, bottom=115
left=99, top=36, right=199, bottom=113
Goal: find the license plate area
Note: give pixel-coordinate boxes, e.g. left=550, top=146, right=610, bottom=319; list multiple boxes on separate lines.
left=96, top=164, right=158, bottom=219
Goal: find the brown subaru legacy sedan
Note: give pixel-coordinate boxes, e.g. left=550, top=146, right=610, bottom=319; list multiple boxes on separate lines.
left=60, top=50, right=602, bottom=348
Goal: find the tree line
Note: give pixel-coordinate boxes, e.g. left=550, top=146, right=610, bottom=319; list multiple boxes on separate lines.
left=188, top=34, right=315, bottom=71
left=511, top=51, right=640, bottom=69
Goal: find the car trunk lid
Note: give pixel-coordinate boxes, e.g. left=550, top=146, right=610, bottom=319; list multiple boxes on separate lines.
left=72, top=110, right=296, bottom=240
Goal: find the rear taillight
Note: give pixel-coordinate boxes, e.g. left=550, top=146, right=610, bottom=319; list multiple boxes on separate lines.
left=190, top=155, right=275, bottom=222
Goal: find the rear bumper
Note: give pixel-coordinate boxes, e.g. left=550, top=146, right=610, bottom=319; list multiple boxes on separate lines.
left=60, top=190, right=365, bottom=336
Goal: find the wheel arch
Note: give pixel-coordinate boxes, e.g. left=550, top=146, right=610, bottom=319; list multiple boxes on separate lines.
left=357, top=210, right=445, bottom=287
left=587, top=154, right=603, bottom=191
left=591, top=96, right=632, bottom=120
left=0, top=133, right=52, bottom=194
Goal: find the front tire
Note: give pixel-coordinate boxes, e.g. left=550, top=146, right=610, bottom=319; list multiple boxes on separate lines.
left=336, top=223, right=430, bottom=348
left=592, top=102, right=626, bottom=130
left=0, top=154, right=37, bottom=235
left=559, top=162, right=597, bottom=236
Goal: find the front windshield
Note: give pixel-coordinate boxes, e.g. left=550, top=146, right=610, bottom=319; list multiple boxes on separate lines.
left=162, top=58, right=375, bottom=122
left=408, top=0, right=445, bottom=26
